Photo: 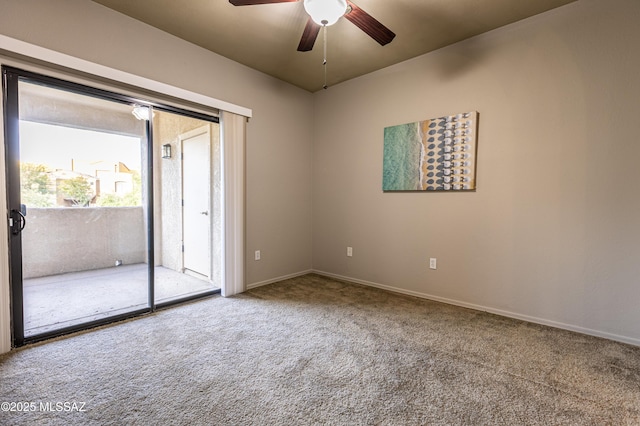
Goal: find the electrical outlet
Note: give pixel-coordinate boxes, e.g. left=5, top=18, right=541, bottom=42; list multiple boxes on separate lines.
left=255, top=250, right=261, bottom=261
left=429, top=258, right=437, bottom=269
left=347, top=247, right=353, bottom=257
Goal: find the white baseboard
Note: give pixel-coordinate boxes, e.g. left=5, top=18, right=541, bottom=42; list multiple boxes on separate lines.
left=246, top=269, right=314, bottom=290
left=313, top=270, right=640, bottom=348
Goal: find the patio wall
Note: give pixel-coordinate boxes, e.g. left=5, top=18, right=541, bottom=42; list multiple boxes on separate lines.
left=22, top=207, right=146, bottom=279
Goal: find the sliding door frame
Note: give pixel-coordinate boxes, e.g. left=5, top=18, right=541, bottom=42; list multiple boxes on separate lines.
left=2, top=66, right=220, bottom=347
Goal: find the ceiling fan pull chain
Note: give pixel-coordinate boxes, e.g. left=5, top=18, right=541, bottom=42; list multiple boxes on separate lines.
left=323, top=24, right=328, bottom=90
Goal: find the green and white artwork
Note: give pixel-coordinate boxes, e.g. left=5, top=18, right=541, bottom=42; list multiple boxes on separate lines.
left=383, top=111, right=478, bottom=191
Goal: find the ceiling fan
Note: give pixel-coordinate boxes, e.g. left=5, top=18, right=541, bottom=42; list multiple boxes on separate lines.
left=229, top=0, right=396, bottom=52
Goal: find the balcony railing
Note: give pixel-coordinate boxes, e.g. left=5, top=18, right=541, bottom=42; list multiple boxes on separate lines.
left=21, top=206, right=146, bottom=279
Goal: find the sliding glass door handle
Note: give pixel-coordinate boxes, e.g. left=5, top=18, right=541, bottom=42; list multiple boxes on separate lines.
left=10, top=209, right=26, bottom=235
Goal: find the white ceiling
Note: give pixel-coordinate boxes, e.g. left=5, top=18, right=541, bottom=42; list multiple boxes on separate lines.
left=91, top=0, right=577, bottom=93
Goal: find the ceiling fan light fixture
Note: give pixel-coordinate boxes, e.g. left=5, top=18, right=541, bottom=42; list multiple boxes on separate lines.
left=303, top=0, right=348, bottom=26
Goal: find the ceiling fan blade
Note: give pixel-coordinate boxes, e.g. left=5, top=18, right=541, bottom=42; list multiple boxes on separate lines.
left=344, top=1, right=395, bottom=46
left=297, top=18, right=321, bottom=52
left=229, top=0, right=298, bottom=5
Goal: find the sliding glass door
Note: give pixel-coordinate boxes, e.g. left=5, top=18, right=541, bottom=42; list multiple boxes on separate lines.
left=3, top=67, right=221, bottom=346
left=152, top=110, right=222, bottom=305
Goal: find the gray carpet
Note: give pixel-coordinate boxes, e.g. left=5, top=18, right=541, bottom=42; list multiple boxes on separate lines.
left=0, top=274, right=638, bottom=425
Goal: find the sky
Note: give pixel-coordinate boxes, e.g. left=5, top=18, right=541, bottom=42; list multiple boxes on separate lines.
left=19, top=121, right=142, bottom=172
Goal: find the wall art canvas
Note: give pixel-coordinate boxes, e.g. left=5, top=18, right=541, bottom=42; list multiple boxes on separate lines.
left=383, top=111, right=478, bottom=191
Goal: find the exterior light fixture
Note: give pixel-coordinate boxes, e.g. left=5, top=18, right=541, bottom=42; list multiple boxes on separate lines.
left=162, top=144, right=171, bottom=159
left=132, top=105, right=153, bottom=121
left=303, top=0, right=347, bottom=26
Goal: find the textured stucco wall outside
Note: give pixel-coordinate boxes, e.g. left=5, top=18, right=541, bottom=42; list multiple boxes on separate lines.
left=22, top=207, right=145, bottom=278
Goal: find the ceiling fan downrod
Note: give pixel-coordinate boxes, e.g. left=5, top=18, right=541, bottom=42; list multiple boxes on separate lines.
left=323, top=25, right=328, bottom=90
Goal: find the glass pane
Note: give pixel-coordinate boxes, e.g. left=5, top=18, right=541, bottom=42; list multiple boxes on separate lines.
left=153, top=109, right=221, bottom=303
left=18, top=80, right=150, bottom=337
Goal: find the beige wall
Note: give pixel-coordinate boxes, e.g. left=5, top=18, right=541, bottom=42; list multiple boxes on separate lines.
left=312, top=0, right=640, bottom=344
left=1, top=0, right=639, bottom=349
left=0, top=0, right=313, bottom=351
left=0, top=0, right=314, bottom=281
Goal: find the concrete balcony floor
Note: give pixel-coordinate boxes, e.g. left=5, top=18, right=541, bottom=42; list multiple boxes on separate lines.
left=23, top=263, right=219, bottom=337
